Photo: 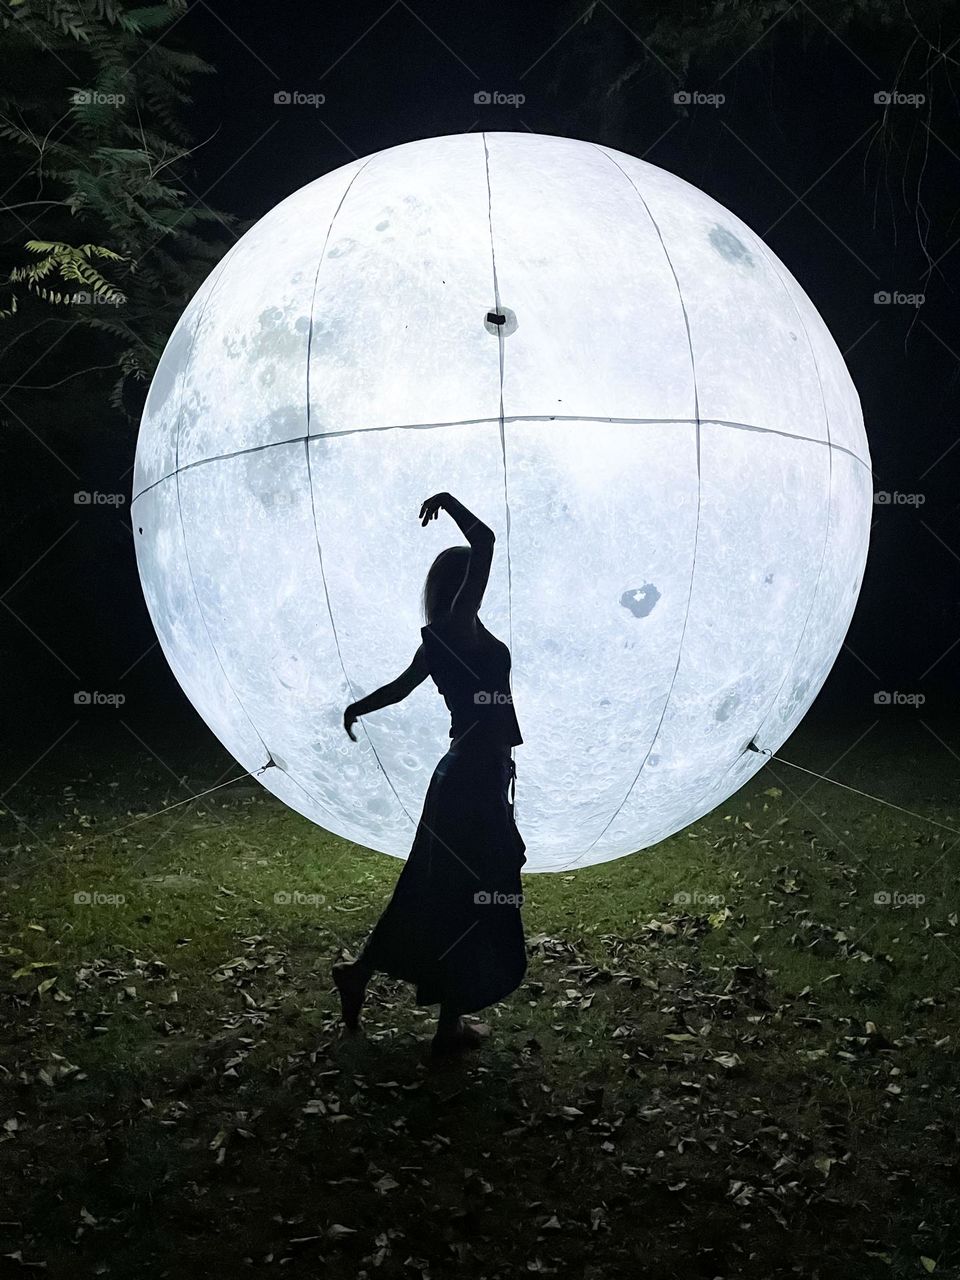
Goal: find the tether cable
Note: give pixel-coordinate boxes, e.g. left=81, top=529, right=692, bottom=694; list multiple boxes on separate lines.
left=69, top=761, right=276, bottom=850
left=746, top=741, right=959, bottom=836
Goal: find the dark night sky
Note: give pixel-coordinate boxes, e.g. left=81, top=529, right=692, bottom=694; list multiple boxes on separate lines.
left=3, top=0, right=959, bottom=762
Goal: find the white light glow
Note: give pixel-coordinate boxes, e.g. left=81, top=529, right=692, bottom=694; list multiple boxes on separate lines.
left=132, top=132, right=871, bottom=872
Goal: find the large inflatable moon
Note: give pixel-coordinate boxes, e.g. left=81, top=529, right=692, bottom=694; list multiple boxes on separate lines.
left=132, top=131, right=871, bottom=873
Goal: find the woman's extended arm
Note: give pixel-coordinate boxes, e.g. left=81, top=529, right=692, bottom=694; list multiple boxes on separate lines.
left=419, top=491, right=495, bottom=621
left=343, top=645, right=429, bottom=741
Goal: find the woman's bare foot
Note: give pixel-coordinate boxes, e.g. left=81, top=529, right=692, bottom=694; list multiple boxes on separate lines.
left=431, top=1017, right=491, bottom=1057
left=332, top=962, right=368, bottom=1031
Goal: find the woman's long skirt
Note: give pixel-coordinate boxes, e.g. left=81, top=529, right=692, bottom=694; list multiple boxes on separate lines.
left=358, top=742, right=527, bottom=1015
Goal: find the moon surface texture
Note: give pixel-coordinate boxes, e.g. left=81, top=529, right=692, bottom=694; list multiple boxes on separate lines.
left=132, top=132, right=871, bottom=872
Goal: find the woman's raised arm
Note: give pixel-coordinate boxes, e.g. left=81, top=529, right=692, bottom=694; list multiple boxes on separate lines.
left=420, top=492, right=495, bottom=621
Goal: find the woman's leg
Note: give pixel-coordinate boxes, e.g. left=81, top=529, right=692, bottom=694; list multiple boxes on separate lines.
left=436, top=1001, right=460, bottom=1038
left=431, top=1000, right=490, bottom=1054
left=332, top=953, right=374, bottom=1030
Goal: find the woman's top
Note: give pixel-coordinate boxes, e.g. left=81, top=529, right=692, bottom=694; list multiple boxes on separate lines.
left=420, top=612, right=523, bottom=750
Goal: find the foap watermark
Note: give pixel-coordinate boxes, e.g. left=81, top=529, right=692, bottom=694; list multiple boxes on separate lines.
left=75, top=490, right=126, bottom=506
left=674, top=89, right=725, bottom=108
left=874, top=290, right=925, bottom=307
left=74, top=690, right=126, bottom=707
left=274, top=90, right=326, bottom=107
left=72, top=291, right=123, bottom=307
left=874, top=690, right=925, bottom=707
left=673, top=890, right=726, bottom=907
left=474, top=690, right=513, bottom=705
left=474, top=889, right=524, bottom=906
left=873, top=889, right=926, bottom=907
left=874, top=490, right=925, bottom=506
left=474, top=90, right=525, bottom=107
left=74, top=889, right=126, bottom=907
left=72, top=89, right=126, bottom=107
left=874, top=90, right=926, bottom=107
left=261, top=490, right=294, bottom=509
left=273, top=889, right=326, bottom=907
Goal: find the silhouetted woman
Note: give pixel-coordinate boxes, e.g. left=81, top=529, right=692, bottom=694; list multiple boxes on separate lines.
left=333, top=491, right=526, bottom=1057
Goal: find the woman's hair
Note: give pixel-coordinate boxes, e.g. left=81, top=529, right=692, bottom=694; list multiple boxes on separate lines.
left=422, top=545, right=471, bottom=623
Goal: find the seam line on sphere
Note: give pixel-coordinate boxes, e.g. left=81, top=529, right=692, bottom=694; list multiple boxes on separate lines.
left=166, top=235, right=246, bottom=484
left=305, top=158, right=374, bottom=437
left=299, top=151, right=414, bottom=827
left=162, top=168, right=368, bottom=784
left=482, top=131, right=515, bottom=662
left=146, top=245, right=333, bottom=798
left=741, top=235, right=839, bottom=752
left=131, top=419, right=870, bottom=505
left=564, top=147, right=706, bottom=867
left=641, top=234, right=846, bottom=831
left=302, top=437, right=415, bottom=831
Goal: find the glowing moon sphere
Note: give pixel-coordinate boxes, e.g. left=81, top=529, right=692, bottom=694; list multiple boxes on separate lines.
left=132, top=132, right=871, bottom=872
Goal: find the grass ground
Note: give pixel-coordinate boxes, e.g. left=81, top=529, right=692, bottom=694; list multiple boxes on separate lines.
left=1, top=713, right=959, bottom=1279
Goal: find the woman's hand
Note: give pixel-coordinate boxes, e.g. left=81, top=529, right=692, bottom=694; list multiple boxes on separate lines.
left=419, top=492, right=450, bottom=526
left=343, top=705, right=359, bottom=741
